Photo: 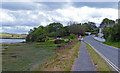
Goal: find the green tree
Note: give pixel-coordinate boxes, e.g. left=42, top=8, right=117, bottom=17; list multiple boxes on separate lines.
left=82, top=23, right=91, bottom=32
left=47, top=23, right=64, bottom=37
left=102, top=23, right=120, bottom=42
left=82, top=22, right=97, bottom=32
left=113, top=23, right=120, bottom=41
left=69, top=24, right=85, bottom=35
left=101, top=18, right=115, bottom=24
left=26, top=26, right=46, bottom=42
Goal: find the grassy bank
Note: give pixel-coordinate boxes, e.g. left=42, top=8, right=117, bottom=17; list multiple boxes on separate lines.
left=102, top=41, right=120, bottom=48
left=84, top=42, right=113, bottom=72
left=0, top=33, right=27, bottom=39
left=39, top=40, right=81, bottom=71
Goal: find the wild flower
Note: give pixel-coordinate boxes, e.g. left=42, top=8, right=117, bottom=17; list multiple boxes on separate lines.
left=73, top=40, right=75, bottom=43
left=60, top=47, right=64, bottom=50
left=76, top=34, right=78, bottom=38
left=55, top=40, right=76, bottom=54
left=56, top=49, right=60, bottom=53
left=65, top=44, right=69, bottom=48
left=65, top=45, right=68, bottom=48
left=70, top=42, right=73, bottom=45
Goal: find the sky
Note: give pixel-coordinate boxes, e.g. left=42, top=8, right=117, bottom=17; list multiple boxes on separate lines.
left=0, top=1, right=119, bottom=34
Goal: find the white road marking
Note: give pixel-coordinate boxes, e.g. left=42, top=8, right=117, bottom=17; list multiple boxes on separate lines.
left=86, top=42, right=120, bottom=72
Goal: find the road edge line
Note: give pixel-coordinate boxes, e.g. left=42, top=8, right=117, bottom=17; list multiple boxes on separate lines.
left=85, top=41, right=119, bottom=72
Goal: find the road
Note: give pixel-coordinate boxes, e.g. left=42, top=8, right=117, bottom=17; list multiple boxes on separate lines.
left=84, top=36, right=120, bottom=71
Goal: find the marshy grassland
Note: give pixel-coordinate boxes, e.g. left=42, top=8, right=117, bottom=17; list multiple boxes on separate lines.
left=2, top=37, right=80, bottom=71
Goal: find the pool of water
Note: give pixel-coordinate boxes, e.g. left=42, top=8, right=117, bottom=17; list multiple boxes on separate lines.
left=0, top=39, right=25, bottom=44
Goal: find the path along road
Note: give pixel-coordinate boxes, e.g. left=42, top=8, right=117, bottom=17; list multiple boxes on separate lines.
left=72, top=41, right=95, bottom=71
left=84, top=36, right=120, bottom=72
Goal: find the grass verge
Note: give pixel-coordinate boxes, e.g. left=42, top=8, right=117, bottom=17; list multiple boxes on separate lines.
left=102, top=41, right=120, bottom=48
left=84, top=42, right=113, bottom=72
left=39, top=40, right=81, bottom=71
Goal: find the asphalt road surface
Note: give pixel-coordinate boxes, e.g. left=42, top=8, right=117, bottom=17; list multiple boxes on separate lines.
left=84, top=36, right=120, bottom=72
left=72, top=41, right=95, bottom=71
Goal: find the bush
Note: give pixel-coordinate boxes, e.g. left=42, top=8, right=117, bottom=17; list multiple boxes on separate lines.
left=54, top=39, right=64, bottom=44
left=40, top=38, right=46, bottom=42
left=102, top=23, right=120, bottom=42
left=70, top=34, right=76, bottom=39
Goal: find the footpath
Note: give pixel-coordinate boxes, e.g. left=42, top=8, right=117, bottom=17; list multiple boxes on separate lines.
left=72, top=41, right=95, bottom=71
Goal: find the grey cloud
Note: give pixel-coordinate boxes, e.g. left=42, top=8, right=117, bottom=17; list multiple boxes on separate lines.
left=1, top=2, right=48, bottom=10
left=2, top=2, right=36, bottom=10
left=72, top=2, right=118, bottom=9
left=1, top=2, right=66, bottom=11
left=36, top=2, right=66, bottom=10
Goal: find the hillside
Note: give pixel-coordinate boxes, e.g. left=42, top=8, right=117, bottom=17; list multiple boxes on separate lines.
left=0, top=33, right=27, bottom=39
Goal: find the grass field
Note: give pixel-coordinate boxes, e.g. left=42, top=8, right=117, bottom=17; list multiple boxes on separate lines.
left=2, top=38, right=75, bottom=71
left=102, top=41, right=120, bottom=48
left=0, top=33, right=27, bottom=39
left=84, top=42, right=113, bottom=72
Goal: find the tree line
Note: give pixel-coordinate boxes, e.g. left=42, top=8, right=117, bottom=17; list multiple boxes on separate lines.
left=26, top=21, right=97, bottom=42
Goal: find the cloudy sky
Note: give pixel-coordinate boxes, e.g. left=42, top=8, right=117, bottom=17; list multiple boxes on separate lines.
left=0, top=2, right=118, bottom=34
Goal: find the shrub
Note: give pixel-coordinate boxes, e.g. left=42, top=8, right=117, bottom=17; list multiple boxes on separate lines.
left=102, top=23, right=120, bottom=42
left=70, top=33, right=76, bottom=39
left=54, top=39, right=64, bottom=44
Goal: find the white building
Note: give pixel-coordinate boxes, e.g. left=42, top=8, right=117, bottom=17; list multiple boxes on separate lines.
left=98, top=28, right=104, bottom=38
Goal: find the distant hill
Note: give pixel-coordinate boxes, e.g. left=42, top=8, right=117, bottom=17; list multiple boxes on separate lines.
left=0, top=33, right=27, bottom=39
